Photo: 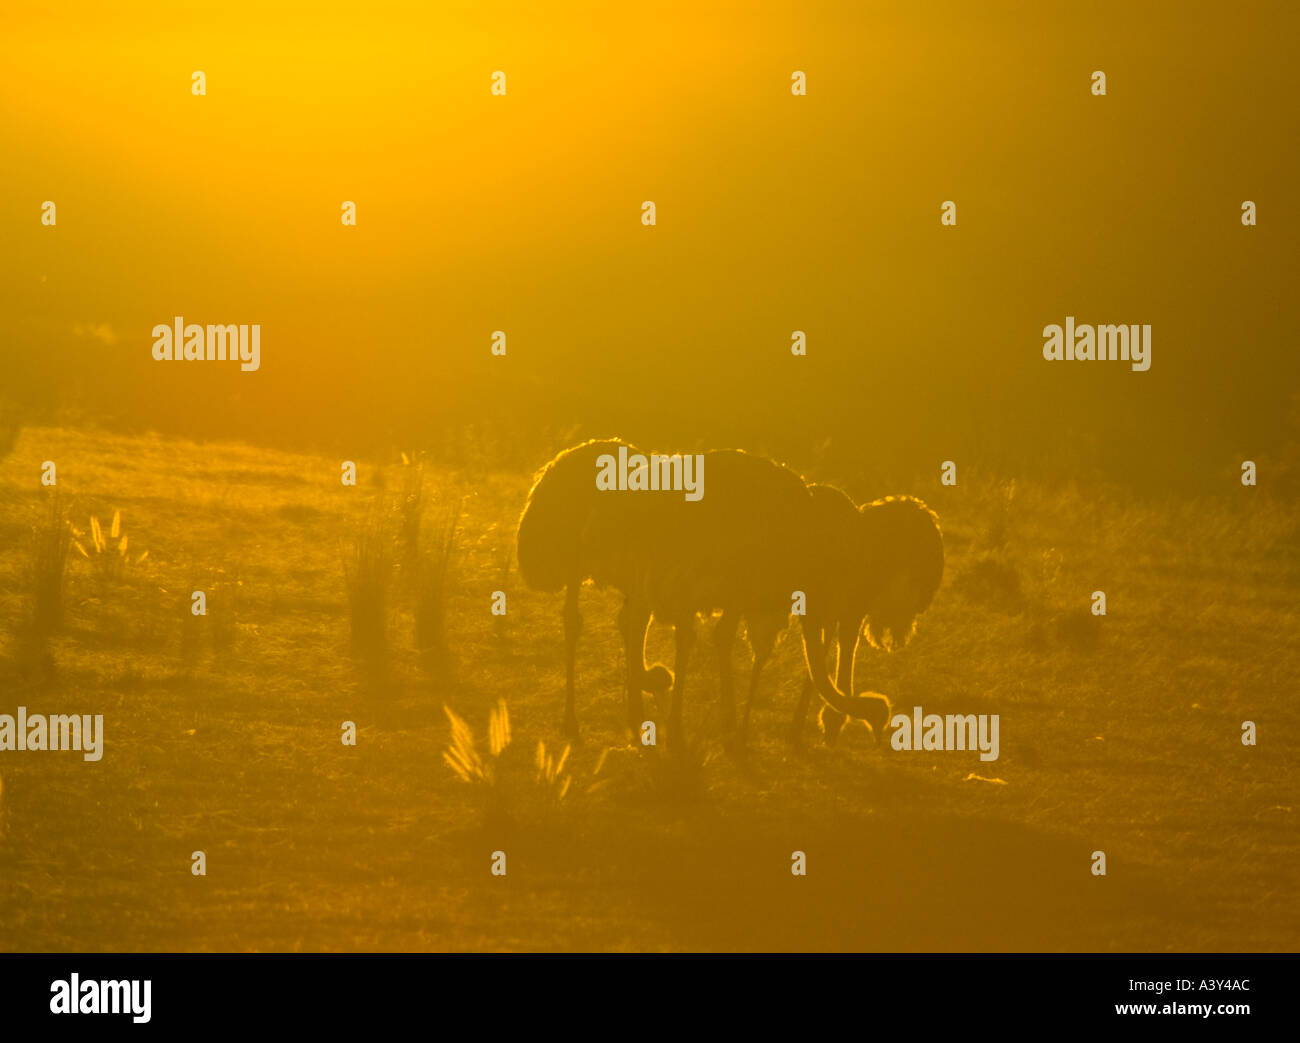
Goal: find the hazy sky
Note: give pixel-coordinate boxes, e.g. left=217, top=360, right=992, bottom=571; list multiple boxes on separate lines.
left=2, top=1, right=1297, bottom=488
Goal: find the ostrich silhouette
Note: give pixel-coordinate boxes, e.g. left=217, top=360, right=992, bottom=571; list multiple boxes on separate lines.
left=518, top=439, right=943, bottom=747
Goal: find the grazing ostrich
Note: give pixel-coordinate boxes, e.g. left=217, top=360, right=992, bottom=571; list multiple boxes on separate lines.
left=786, top=493, right=945, bottom=747
left=517, top=439, right=897, bottom=745
left=713, top=482, right=860, bottom=739
left=516, top=439, right=674, bottom=740
left=713, top=487, right=943, bottom=747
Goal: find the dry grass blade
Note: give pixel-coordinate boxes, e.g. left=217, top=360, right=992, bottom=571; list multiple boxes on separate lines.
left=443, top=705, right=488, bottom=784
left=534, top=738, right=572, bottom=802
left=488, top=699, right=511, bottom=757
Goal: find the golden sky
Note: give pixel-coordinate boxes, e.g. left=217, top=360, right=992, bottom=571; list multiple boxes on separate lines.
left=2, top=1, right=1296, bottom=484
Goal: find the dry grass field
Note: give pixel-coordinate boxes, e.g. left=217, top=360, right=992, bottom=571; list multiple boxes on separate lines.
left=0, top=424, right=1296, bottom=951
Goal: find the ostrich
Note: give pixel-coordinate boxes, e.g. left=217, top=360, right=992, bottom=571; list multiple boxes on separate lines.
left=713, top=486, right=943, bottom=747
left=517, top=439, right=898, bottom=745
left=516, top=439, right=674, bottom=740
left=785, top=492, right=945, bottom=747
left=713, top=481, right=860, bottom=739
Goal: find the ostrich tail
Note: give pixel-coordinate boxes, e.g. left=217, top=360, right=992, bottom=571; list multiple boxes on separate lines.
left=516, top=438, right=633, bottom=592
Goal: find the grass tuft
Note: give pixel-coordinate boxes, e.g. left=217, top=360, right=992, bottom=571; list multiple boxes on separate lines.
left=414, top=500, right=461, bottom=675
left=343, top=508, right=395, bottom=667
left=29, top=492, right=73, bottom=639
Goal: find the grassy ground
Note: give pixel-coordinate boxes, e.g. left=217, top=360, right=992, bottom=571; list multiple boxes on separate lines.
left=0, top=425, right=1296, bottom=952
